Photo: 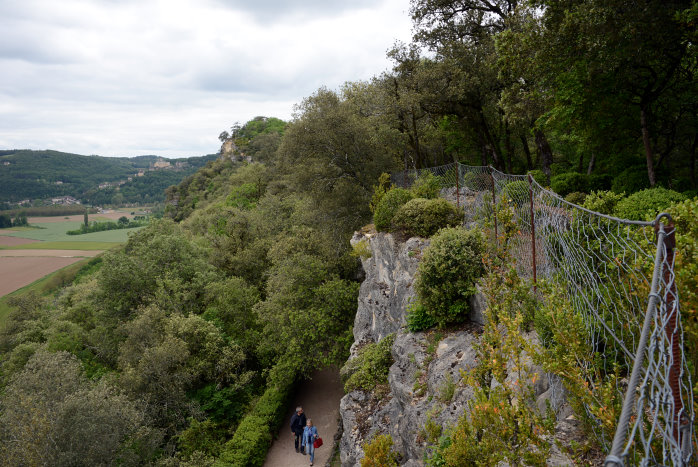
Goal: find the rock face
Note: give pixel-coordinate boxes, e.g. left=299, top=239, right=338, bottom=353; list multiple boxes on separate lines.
left=339, top=230, right=578, bottom=466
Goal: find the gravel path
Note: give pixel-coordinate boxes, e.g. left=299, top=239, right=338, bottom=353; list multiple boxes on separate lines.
left=264, top=366, right=344, bottom=467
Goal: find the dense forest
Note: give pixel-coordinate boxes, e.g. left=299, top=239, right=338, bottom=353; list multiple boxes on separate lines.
left=0, top=1, right=696, bottom=466
left=0, top=150, right=217, bottom=206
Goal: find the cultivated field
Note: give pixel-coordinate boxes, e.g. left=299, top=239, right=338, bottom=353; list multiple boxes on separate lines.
left=0, top=212, right=143, bottom=298
left=0, top=256, right=84, bottom=297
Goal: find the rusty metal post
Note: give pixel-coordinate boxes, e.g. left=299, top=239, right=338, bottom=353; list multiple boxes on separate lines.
left=658, top=220, right=687, bottom=449
left=490, top=172, right=498, bottom=243
left=528, top=174, right=537, bottom=289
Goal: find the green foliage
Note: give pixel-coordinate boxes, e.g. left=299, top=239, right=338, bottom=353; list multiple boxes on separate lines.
left=343, top=334, right=395, bottom=393
left=527, top=170, right=547, bottom=186
left=370, top=173, right=393, bottom=214
left=351, top=239, right=372, bottom=260
left=374, top=188, right=413, bottom=231
left=613, top=187, right=686, bottom=220
left=406, top=301, right=438, bottom=332
left=66, top=217, right=148, bottom=235
left=564, top=191, right=587, bottom=205
left=225, top=183, right=259, bottom=210
left=410, top=171, right=442, bottom=199
left=392, top=198, right=462, bottom=238
left=360, top=434, right=399, bottom=467
left=582, top=190, right=626, bottom=215
left=415, top=227, right=485, bottom=328
left=611, top=166, right=651, bottom=194
left=550, top=172, right=588, bottom=196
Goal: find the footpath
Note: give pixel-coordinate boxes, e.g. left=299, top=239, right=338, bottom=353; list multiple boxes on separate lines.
left=264, top=367, right=344, bottom=467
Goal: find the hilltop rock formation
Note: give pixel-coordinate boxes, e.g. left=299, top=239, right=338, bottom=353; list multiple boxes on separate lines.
left=339, top=230, right=579, bottom=466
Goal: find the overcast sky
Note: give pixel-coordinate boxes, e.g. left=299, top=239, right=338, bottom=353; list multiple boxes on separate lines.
left=0, top=0, right=413, bottom=158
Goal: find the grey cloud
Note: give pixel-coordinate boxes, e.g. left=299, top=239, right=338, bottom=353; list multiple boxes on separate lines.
left=209, top=0, right=377, bottom=21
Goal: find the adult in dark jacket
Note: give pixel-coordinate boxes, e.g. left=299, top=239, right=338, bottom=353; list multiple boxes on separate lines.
left=290, top=406, right=307, bottom=453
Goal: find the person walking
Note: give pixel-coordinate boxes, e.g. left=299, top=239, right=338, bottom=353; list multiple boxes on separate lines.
left=302, top=419, right=319, bottom=466
left=290, top=406, right=307, bottom=453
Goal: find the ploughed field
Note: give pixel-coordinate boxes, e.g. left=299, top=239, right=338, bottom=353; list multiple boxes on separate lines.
left=0, top=210, right=141, bottom=298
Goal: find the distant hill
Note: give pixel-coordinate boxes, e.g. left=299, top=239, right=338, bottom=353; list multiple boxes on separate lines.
left=0, top=149, right=218, bottom=206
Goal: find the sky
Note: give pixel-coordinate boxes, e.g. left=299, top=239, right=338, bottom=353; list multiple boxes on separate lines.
left=0, top=0, right=414, bottom=158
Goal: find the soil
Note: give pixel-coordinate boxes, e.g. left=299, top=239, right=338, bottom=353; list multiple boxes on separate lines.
left=0, top=249, right=102, bottom=257
left=264, top=367, right=345, bottom=467
left=27, top=212, right=133, bottom=223
left=0, top=256, right=83, bottom=297
left=0, top=236, right=39, bottom=246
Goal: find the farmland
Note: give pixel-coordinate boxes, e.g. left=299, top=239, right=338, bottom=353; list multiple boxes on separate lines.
left=0, top=211, right=142, bottom=300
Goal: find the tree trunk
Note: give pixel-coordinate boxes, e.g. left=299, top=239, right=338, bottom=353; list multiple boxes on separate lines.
left=640, top=107, right=656, bottom=186
left=534, top=129, right=553, bottom=182
left=504, top=122, right=514, bottom=173
left=520, top=134, right=533, bottom=170
left=587, top=152, right=596, bottom=175
left=479, top=110, right=503, bottom=170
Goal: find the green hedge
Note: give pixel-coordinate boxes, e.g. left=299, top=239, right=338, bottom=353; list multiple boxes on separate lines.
left=613, top=187, right=686, bottom=220
left=550, top=172, right=588, bottom=196
left=392, top=198, right=461, bottom=238
left=214, top=384, right=290, bottom=467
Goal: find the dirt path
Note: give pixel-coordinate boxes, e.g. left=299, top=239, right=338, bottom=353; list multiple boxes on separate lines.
left=264, top=367, right=344, bottom=467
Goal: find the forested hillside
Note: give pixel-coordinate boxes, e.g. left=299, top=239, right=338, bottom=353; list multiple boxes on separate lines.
left=0, top=150, right=217, bottom=205
left=0, top=1, right=695, bottom=466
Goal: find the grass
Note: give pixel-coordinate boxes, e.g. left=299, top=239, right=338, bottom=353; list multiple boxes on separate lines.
left=0, top=221, right=142, bottom=242
left=0, top=257, right=94, bottom=327
left=0, top=241, right=121, bottom=250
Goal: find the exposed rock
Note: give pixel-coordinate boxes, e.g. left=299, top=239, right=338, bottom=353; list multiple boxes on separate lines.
left=340, top=230, right=574, bottom=466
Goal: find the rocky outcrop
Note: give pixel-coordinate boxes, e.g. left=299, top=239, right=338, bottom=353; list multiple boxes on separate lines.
left=339, top=230, right=580, bottom=466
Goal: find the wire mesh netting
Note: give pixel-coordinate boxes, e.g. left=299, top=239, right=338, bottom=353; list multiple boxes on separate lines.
left=392, top=163, right=695, bottom=465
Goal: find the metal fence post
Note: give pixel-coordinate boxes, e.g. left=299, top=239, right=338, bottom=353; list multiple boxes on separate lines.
left=604, top=217, right=671, bottom=467
left=528, top=174, right=537, bottom=289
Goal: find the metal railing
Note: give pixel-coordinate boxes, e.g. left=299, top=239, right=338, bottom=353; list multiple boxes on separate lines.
left=392, top=163, right=695, bottom=465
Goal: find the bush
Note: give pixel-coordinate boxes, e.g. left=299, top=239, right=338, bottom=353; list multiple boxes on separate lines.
left=582, top=190, right=626, bottom=215
left=415, top=227, right=485, bottom=327
left=410, top=171, right=441, bottom=199
left=527, top=169, right=547, bottom=186
left=588, top=174, right=613, bottom=191
left=374, top=188, right=413, bottom=231
left=611, top=166, right=650, bottom=194
left=500, top=180, right=529, bottom=205
left=343, top=334, right=395, bottom=393
left=564, top=192, right=587, bottom=205
left=391, top=198, right=461, bottom=238
left=360, top=434, right=399, bottom=467
left=369, top=173, right=392, bottom=214
left=613, top=187, right=686, bottom=220
left=406, top=302, right=437, bottom=332
left=550, top=172, right=588, bottom=196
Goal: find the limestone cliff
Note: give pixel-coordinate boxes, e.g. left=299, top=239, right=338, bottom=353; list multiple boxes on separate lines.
left=339, top=230, right=580, bottom=466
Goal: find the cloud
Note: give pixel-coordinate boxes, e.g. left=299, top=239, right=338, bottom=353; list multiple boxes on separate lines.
left=0, top=0, right=413, bottom=157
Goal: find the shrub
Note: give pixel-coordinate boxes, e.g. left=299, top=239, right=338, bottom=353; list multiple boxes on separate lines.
left=369, top=173, right=393, bottom=214
left=391, top=198, right=461, bottom=238
left=343, top=334, right=395, bottom=393
left=406, top=302, right=438, bottom=332
left=527, top=169, right=547, bottom=186
left=410, top=171, right=441, bottom=199
left=360, top=434, right=399, bottom=467
left=550, top=172, right=588, bottom=196
left=613, top=187, right=686, bottom=220
left=582, top=190, right=626, bottom=215
left=374, top=188, right=413, bottom=231
left=564, top=192, right=587, bottom=205
left=415, top=227, right=485, bottom=327
left=611, top=166, right=650, bottom=194
left=588, top=174, right=613, bottom=191
left=500, top=180, right=529, bottom=205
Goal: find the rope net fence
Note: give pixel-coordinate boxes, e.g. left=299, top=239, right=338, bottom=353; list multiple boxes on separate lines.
left=392, top=163, right=694, bottom=465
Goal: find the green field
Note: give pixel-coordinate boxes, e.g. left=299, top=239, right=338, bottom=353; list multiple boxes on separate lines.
left=1, top=221, right=143, bottom=242
left=0, top=241, right=121, bottom=250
